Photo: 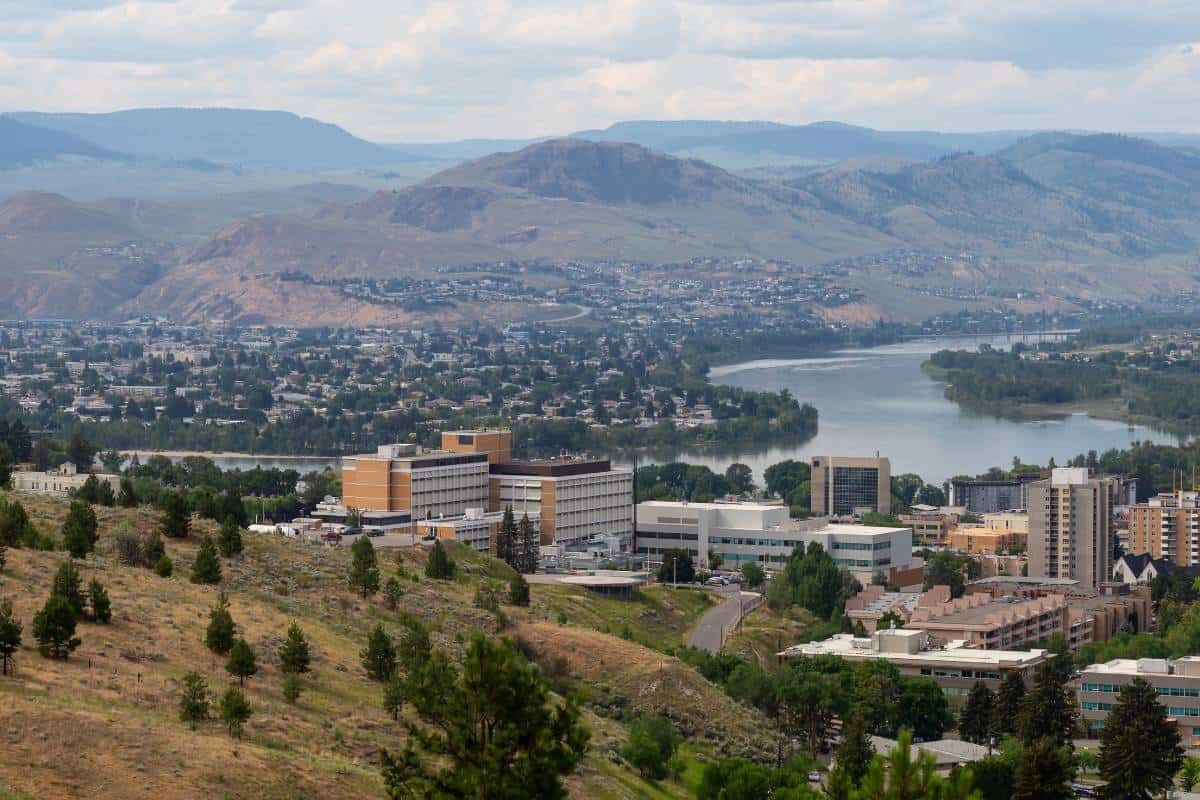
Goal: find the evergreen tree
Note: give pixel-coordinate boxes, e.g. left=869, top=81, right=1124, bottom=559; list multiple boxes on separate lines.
left=518, top=512, right=539, bottom=574
left=1013, top=737, right=1074, bottom=800
left=52, top=559, right=86, bottom=618
left=383, top=576, right=404, bottom=609
left=117, top=477, right=138, bottom=508
left=0, top=499, right=34, bottom=548
left=657, top=549, right=695, bottom=584
left=621, top=714, right=681, bottom=780
left=190, top=536, right=222, bottom=584
left=153, top=554, right=174, bottom=577
left=66, top=431, right=96, bottom=471
left=61, top=499, right=99, bottom=558
left=959, top=681, right=995, bottom=745
left=32, top=594, right=81, bottom=659
left=143, top=533, right=166, bottom=567
left=1018, top=660, right=1078, bottom=747
left=496, top=505, right=517, bottom=568
left=0, top=597, right=22, bottom=675
left=854, top=731, right=977, bottom=800
left=348, top=535, right=380, bottom=597
left=205, top=591, right=236, bottom=655
left=397, top=614, right=433, bottom=675
left=425, top=539, right=456, bottom=580
left=179, top=671, right=210, bottom=729
left=362, top=624, right=397, bottom=681
left=282, top=673, right=302, bottom=705
left=278, top=622, right=311, bottom=674
left=217, top=517, right=243, bottom=558
left=383, top=677, right=406, bottom=720
left=87, top=577, right=111, bottom=623
left=993, top=669, right=1026, bottom=737
left=219, top=490, right=248, bottom=528
left=0, top=541, right=6, bottom=574
left=225, top=638, right=258, bottom=686
left=380, top=634, right=589, bottom=800
left=1099, top=677, right=1184, bottom=800
left=159, top=491, right=191, bottom=539
left=0, top=442, right=11, bottom=490
left=834, top=711, right=874, bottom=783
left=508, top=572, right=531, bottom=606
left=219, top=687, right=252, bottom=739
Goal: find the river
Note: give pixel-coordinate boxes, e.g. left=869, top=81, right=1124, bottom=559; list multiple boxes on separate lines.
left=642, top=333, right=1186, bottom=484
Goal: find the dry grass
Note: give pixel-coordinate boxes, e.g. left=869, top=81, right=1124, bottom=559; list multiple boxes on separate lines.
left=0, top=493, right=720, bottom=799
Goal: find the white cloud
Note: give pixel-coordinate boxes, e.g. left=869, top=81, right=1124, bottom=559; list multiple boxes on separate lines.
left=0, top=0, right=1199, bottom=139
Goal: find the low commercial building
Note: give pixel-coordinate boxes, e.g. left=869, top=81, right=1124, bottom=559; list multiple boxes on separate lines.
left=1079, top=657, right=1200, bottom=742
left=415, top=507, right=541, bottom=554
left=11, top=463, right=120, bottom=497
left=948, top=526, right=1027, bottom=554
left=781, top=628, right=1046, bottom=695
left=982, top=512, right=1029, bottom=536
left=636, top=500, right=915, bottom=582
left=900, top=508, right=955, bottom=547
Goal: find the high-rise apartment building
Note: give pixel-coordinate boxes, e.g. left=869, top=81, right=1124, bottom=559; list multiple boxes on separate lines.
left=810, top=455, right=891, bottom=517
left=1028, top=468, right=1118, bottom=590
left=1128, top=490, right=1200, bottom=566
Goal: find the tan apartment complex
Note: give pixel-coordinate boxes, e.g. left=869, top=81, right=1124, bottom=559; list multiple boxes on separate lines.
left=1028, top=468, right=1118, bottom=590
left=949, top=526, right=1027, bottom=554
left=1128, top=490, right=1200, bottom=566
left=810, top=455, right=891, bottom=517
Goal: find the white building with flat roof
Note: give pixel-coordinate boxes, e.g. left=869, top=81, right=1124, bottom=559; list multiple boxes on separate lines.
left=781, top=628, right=1046, bottom=694
left=635, top=500, right=913, bottom=580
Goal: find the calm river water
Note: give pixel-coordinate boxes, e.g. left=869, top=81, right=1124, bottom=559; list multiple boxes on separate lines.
left=644, top=333, right=1186, bottom=484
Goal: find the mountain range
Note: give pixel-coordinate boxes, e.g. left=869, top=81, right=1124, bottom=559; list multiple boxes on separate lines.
left=5, top=108, right=1200, bottom=324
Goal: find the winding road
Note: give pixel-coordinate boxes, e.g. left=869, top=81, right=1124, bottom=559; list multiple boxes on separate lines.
left=687, top=587, right=757, bottom=653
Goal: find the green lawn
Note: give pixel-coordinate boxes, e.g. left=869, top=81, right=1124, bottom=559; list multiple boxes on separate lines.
left=529, top=584, right=716, bottom=653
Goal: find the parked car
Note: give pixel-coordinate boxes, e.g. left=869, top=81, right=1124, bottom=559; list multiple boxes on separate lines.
left=1072, top=784, right=1096, bottom=798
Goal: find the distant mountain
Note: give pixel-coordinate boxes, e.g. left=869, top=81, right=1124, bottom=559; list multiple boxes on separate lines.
left=0, top=191, right=137, bottom=239
left=0, top=117, right=120, bottom=169
left=382, top=138, right=547, bottom=161
left=8, top=108, right=413, bottom=170
left=998, top=132, right=1200, bottom=218
left=567, top=120, right=1030, bottom=168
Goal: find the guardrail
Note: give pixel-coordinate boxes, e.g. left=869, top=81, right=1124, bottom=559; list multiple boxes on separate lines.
left=719, top=592, right=763, bottom=649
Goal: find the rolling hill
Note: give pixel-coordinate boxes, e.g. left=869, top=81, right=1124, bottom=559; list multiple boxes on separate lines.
left=0, top=116, right=120, bottom=169
left=8, top=108, right=414, bottom=170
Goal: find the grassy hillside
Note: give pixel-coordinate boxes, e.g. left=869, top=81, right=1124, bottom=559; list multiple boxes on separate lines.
left=0, top=492, right=749, bottom=799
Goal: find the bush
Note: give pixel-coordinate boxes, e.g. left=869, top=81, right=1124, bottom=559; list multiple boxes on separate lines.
left=621, top=714, right=681, bottom=780
left=153, top=554, right=174, bottom=578
left=425, top=539, right=456, bottom=580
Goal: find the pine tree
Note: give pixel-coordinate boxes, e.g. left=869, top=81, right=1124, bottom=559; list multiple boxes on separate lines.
left=32, top=594, right=81, bottom=659
left=1018, top=660, right=1077, bottom=747
left=61, top=499, right=99, bottom=558
left=348, top=535, right=380, bottom=597
left=117, top=477, right=138, bottom=508
left=190, top=536, right=222, bottom=584
left=0, top=597, right=22, bottom=676
left=179, top=671, right=210, bottom=729
left=153, top=554, right=174, bottom=577
left=959, top=681, right=995, bottom=745
left=993, top=668, right=1026, bottom=737
left=205, top=591, right=236, bottom=655
left=361, top=624, right=397, bottom=681
left=518, top=512, right=539, bottom=574
left=1013, top=737, right=1074, bottom=800
left=219, top=687, right=252, bottom=739
left=383, top=577, right=404, bottom=609
left=1100, top=677, right=1184, bottom=800
left=383, top=677, right=406, bottom=720
left=87, top=577, right=111, bottom=623
left=51, top=559, right=86, bottom=618
left=834, top=711, right=874, bottom=783
left=143, top=533, right=166, bottom=567
left=0, top=541, right=6, bottom=574
left=217, top=517, right=243, bottom=558
left=278, top=622, right=311, bottom=674
left=507, top=572, right=530, bottom=606
left=226, top=638, right=258, bottom=687
left=282, top=673, right=303, bottom=705
left=496, top=506, right=517, bottom=567
left=425, top=539, right=455, bottom=580
left=159, top=490, right=191, bottom=539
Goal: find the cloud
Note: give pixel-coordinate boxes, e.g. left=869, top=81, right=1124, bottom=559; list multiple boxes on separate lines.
left=0, top=0, right=1199, bottom=139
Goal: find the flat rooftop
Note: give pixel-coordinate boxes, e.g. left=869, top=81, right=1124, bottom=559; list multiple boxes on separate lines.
left=813, top=523, right=911, bottom=537
left=638, top=500, right=786, bottom=511
left=1083, top=657, right=1200, bottom=676
left=782, top=633, right=1046, bottom=668
left=492, top=458, right=620, bottom=477
left=914, top=596, right=1057, bottom=627
left=859, top=591, right=921, bottom=615
left=970, top=576, right=1079, bottom=587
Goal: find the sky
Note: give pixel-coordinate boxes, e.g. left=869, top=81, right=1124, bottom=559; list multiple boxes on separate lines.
left=3, top=0, right=1200, bottom=142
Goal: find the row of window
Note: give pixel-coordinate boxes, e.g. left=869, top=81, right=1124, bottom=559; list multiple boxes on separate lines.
left=833, top=541, right=892, bottom=551
left=1082, top=682, right=1200, bottom=697
left=637, top=532, right=699, bottom=541
left=918, top=668, right=1001, bottom=679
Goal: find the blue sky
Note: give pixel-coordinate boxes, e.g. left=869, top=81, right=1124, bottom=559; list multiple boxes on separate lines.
left=3, top=0, right=1200, bottom=141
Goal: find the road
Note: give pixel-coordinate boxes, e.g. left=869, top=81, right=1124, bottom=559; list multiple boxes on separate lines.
left=687, top=587, right=746, bottom=653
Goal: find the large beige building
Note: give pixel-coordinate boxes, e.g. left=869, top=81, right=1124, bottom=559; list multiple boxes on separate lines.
left=342, top=430, right=632, bottom=548
left=810, top=455, right=891, bottom=517
left=1128, top=490, right=1200, bottom=566
left=12, top=463, right=120, bottom=497
left=1028, top=468, right=1118, bottom=590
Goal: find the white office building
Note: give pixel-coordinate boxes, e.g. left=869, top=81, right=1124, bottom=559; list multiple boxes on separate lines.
left=635, top=500, right=913, bottom=580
